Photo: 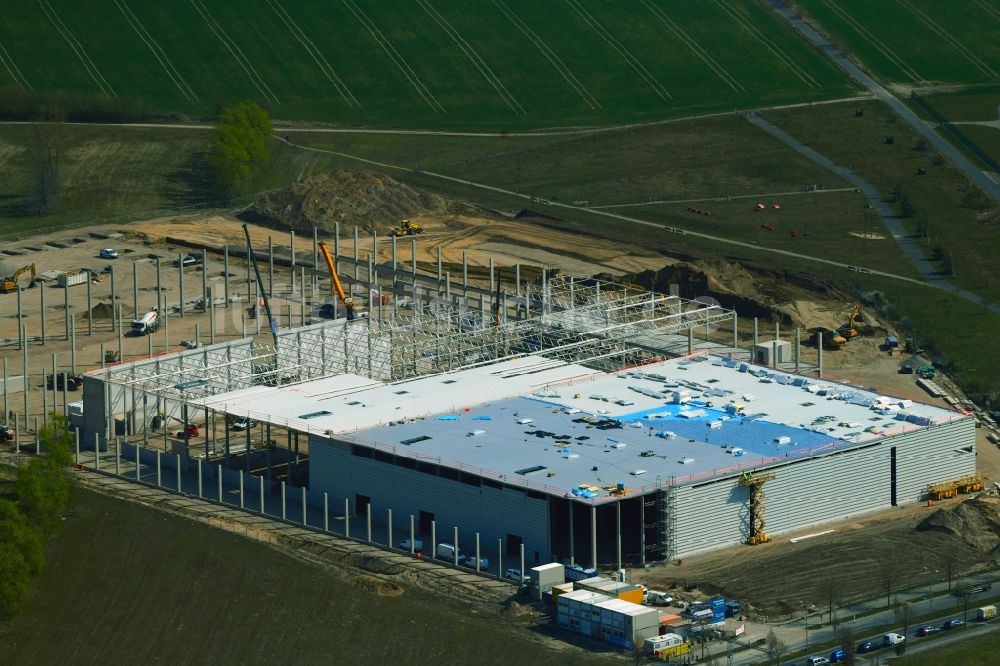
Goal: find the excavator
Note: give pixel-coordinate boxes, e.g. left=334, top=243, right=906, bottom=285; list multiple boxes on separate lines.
left=1, top=263, right=36, bottom=293
left=839, top=304, right=862, bottom=340
left=318, top=240, right=366, bottom=321
left=389, top=219, right=424, bottom=237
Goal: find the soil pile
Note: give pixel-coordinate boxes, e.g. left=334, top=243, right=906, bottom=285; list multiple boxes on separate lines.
left=917, top=496, right=1000, bottom=553
left=631, top=260, right=879, bottom=332
left=84, top=302, right=133, bottom=320
left=241, top=171, right=448, bottom=235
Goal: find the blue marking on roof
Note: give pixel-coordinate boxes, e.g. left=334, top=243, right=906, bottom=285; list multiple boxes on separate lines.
left=437, top=415, right=461, bottom=421
left=472, top=415, right=492, bottom=421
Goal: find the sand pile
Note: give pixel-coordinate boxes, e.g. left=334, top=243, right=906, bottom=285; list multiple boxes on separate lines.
left=84, top=302, right=133, bottom=320
left=917, top=496, right=1000, bottom=553
left=241, top=171, right=448, bottom=235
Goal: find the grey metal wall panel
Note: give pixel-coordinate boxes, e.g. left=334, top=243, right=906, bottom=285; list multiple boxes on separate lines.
left=309, top=435, right=550, bottom=559
left=673, top=417, right=975, bottom=557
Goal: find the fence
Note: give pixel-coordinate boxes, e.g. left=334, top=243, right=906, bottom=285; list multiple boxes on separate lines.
left=910, top=92, right=999, bottom=173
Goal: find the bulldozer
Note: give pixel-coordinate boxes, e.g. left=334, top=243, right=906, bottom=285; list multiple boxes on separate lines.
left=1, top=263, right=36, bottom=293
left=389, top=219, right=424, bottom=237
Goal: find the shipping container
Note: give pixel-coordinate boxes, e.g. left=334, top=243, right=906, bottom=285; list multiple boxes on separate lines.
left=57, top=271, right=89, bottom=287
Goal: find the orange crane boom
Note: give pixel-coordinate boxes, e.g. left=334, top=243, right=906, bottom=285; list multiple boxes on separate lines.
left=318, top=241, right=361, bottom=320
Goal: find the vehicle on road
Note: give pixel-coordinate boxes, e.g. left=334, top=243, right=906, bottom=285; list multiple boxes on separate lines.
left=970, top=583, right=993, bottom=594
left=229, top=418, right=257, bottom=431
left=941, top=618, right=966, bottom=630
left=976, top=605, right=997, bottom=621
left=916, top=624, right=941, bottom=637
left=882, top=632, right=905, bottom=647
left=805, top=656, right=831, bottom=666
left=99, top=248, right=119, bottom=259
left=828, top=648, right=846, bottom=663
left=503, top=568, right=528, bottom=582
left=855, top=640, right=879, bottom=654
left=398, top=538, right=423, bottom=552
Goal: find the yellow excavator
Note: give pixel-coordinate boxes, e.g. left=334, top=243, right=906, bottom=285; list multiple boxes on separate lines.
left=318, top=241, right=366, bottom=321
left=1, top=263, right=36, bottom=293
left=839, top=304, right=862, bottom=339
left=389, top=219, right=424, bottom=237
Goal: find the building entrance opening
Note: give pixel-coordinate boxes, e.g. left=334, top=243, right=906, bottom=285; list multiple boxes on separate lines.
left=506, top=533, right=523, bottom=556
left=355, top=494, right=370, bottom=516
left=419, top=510, right=435, bottom=533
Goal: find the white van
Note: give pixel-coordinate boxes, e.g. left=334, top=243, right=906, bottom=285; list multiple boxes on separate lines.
left=882, top=632, right=905, bottom=646
left=646, top=590, right=674, bottom=606
left=805, top=657, right=830, bottom=666
left=436, top=542, right=460, bottom=561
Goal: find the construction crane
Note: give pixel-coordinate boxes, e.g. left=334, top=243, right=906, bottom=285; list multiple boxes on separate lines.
left=738, top=469, right=775, bottom=545
left=318, top=240, right=366, bottom=321
left=241, top=224, right=279, bottom=347
left=1, top=263, right=36, bottom=293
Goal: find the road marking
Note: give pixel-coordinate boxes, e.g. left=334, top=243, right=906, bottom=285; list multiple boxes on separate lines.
left=266, top=0, right=360, bottom=109
left=491, top=0, right=600, bottom=110
left=189, top=0, right=279, bottom=105
left=563, top=0, right=672, bottom=101
left=817, top=0, right=921, bottom=83
left=416, top=0, right=524, bottom=115
left=641, top=0, right=744, bottom=93
left=37, top=0, right=116, bottom=97
left=897, top=0, right=998, bottom=80
left=0, top=41, right=33, bottom=92
left=340, top=0, right=445, bottom=114
left=710, top=0, right=818, bottom=89
left=114, top=0, right=198, bottom=103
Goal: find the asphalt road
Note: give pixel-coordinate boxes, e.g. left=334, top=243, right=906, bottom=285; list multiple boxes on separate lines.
left=767, top=0, right=1000, bottom=204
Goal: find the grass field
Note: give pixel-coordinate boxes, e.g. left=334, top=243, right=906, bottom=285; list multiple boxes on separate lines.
left=794, top=0, right=1000, bottom=89
left=0, top=486, right=611, bottom=665
left=0, top=1, right=856, bottom=128
left=894, top=626, right=1000, bottom=665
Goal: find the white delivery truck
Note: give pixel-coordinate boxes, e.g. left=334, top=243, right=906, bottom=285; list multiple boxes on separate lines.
left=131, top=310, right=159, bottom=335
left=976, top=605, right=997, bottom=621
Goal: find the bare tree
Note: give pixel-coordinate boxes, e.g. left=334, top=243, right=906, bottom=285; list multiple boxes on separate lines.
left=837, top=623, right=856, bottom=666
left=765, top=629, right=787, bottom=665
left=880, top=563, right=897, bottom=608
left=23, top=105, right=65, bottom=216
left=942, top=554, right=956, bottom=591
left=818, top=579, right=839, bottom=624
left=953, top=584, right=976, bottom=626
left=895, top=603, right=911, bottom=654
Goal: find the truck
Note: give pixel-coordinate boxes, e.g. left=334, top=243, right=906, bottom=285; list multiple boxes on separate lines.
left=131, top=310, right=160, bottom=335
left=976, top=605, right=997, bottom=621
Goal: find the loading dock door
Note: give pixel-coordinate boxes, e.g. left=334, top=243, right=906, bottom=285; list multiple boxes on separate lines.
left=419, top=510, right=435, bottom=533
left=890, top=447, right=897, bottom=506
left=355, top=494, right=370, bottom=516
left=506, top=533, right=523, bottom=556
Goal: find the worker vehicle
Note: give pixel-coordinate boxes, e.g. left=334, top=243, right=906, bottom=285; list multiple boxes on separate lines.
left=99, top=248, right=119, bottom=259
left=503, top=568, right=529, bottom=583
left=174, top=424, right=200, bottom=439
left=130, top=310, right=160, bottom=336
left=398, top=538, right=423, bottom=552
left=318, top=240, right=366, bottom=321
left=916, top=624, right=941, bottom=637
left=882, top=633, right=905, bottom=647
left=1, top=263, right=37, bottom=293
left=389, top=219, right=424, bottom=237
left=45, top=374, right=82, bottom=391
left=0, top=424, right=15, bottom=442
left=104, top=350, right=121, bottom=364
left=976, top=605, right=997, bottom=621
left=173, top=253, right=202, bottom=268
left=941, top=618, right=965, bottom=630
left=917, top=365, right=936, bottom=380
left=229, top=418, right=257, bottom=431
left=645, top=590, right=673, bottom=606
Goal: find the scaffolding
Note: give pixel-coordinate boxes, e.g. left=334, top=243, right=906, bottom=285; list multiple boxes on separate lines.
left=927, top=472, right=989, bottom=499
left=655, top=478, right=678, bottom=562
left=738, top=470, right=775, bottom=545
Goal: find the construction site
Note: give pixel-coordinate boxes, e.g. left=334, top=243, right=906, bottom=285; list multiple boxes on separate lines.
left=3, top=173, right=1000, bottom=644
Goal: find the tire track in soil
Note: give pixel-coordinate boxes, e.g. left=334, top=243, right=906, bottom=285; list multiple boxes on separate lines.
left=37, top=0, right=116, bottom=97
left=114, top=0, right=198, bottom=103
left=0, top=41, right=33, bottom=91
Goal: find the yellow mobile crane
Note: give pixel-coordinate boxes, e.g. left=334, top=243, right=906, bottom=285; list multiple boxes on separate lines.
left=318, top=241, right=365, bottom=321
left=1, top=263, right=36, bottom=293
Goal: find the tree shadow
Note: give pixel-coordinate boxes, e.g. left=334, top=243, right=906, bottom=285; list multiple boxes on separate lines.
left=159, top=149, right=216, bottom=207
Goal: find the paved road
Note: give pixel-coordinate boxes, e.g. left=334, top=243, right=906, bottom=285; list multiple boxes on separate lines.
left=767, top=0, right=1000, bottom=202
left=748, top=114, right=1000, bottom=316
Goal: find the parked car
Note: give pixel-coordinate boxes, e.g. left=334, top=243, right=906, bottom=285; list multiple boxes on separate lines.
left=99, top=248, right=119, bottom=259
left=805, top=656, right=831, bottom=666
left=941, top=619, right=965, bottom=630
left=645, top=590, right=674, bottom=606
left=0, top=424, right=15, bottom=442
left=461, top=554, right=489, bottom=569
left=173, top=253, right=202, bottom=268
left=503, top=568, right=529, bottom=582
left=916, top=625, right=941, bottom=637
left=855, top=640, right=879, bottom=654
left=829, top=648, right=846, bottom=663
left=398, top=538, right=423, bottom=552
left=46, top=374, right=82, bottom=391
left=435, top=542, right=460, bottom=561
left=229, top=418, right=257, bottom=431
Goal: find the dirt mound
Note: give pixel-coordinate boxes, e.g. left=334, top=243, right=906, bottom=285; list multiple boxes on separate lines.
left=84, top=302, right=133, bottom=320
left=917, top=496, right=1000, bottom=551
left=352, top=574, right=404, bottom=597
left=241, top=171, right=448, bottom=235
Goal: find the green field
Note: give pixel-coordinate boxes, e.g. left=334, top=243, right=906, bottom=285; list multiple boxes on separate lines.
left=893, top=626, right=1000, bottom=665
left=0, top=487, right=611, bottom=665
left=794, top=0, right=1000, bottom=88
left=0, top=1, right=856, bottom=128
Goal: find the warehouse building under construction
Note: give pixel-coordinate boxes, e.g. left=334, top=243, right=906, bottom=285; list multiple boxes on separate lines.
left=81, top=272, right=976, bottom=568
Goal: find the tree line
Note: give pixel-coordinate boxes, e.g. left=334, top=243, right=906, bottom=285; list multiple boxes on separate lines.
left=0, top=415, right=74, bottom=619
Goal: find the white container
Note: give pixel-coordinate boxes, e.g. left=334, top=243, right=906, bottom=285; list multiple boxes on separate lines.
left=57, top=271, right=88, bottom=287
